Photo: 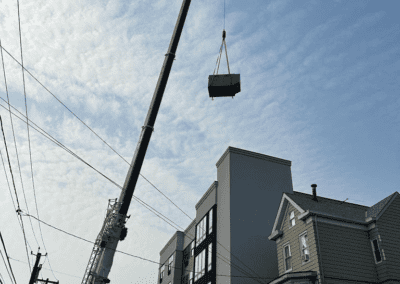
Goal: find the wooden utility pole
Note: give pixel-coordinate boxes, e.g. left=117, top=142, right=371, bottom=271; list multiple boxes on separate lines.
left=28, top=250, right=59, bottom=284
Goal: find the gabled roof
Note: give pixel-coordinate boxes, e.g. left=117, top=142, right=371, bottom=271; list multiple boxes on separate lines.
left=268, top=190, right=399, bottom=241
left=365, top=191, right=398, bottom=219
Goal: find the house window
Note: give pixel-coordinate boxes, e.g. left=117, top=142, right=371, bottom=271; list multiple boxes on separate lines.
left=191, top=241, right=194, bottom=256
left=168, top=254, right=174, bottom=274
left=207, top=243, right=212, bottom=271
left=196, top=216, right=207, bottom=246
left=195, top=249, right=206, bottom=281
left=189, top=271, right=193, bottom=284
left=299, top=233, right=310, bottom=262
left=371, top=239, right=382, bottom=263
left=283, top=244, right=292, bottom=272
left=160, top=264, right=164, bottom=283
left=289, top=211, right=295, bottom=227
left=209, top=208, right=213, bottom=234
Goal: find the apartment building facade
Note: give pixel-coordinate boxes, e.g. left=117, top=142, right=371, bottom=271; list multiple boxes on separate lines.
left=268, top=186, right=400, bottom=284
left=158, top=146, right=294, bottom=284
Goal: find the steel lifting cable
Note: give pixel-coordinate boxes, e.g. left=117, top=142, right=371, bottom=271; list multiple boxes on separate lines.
left=213, top=30, right=231, bottom=75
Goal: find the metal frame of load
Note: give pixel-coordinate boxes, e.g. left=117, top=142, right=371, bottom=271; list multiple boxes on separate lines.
left=208, top=74, right=241, bottom=98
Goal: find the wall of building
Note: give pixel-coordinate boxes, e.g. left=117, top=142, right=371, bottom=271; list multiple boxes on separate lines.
left=216, top=151, right=231, bottom=284
left=218, top=147, right=294, bottom=284
left=277, top=202, right=321, bottom=283
left=375, top=195, right=400, bottom=284
left=317, top=221, right=378, bottom=284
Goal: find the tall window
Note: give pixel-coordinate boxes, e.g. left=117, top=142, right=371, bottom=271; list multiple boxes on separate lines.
left=299, top=233, right=310, bottom=262
left=189, top=271, right=193, bottom=284
left=209, top=208, right=213, bottom=234
left=160, top=264, right=164, bottom=283
left=371, top=239, right=382, bottom=263
left=168, top=254, right=174, bottom=274
left=208, top=243, right=212, bottom=271
left=195, top=249, right=206, bottom=281
left=191, top=241, right=194, bottom=256
left=289, top=211, right=295, bottom=227
left=196, top=217, right=207, bottom=246
left=283, top=244, right=292, bottom=271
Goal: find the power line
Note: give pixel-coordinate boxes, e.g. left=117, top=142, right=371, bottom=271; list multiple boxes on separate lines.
left=9, top=257, right=81, bottom=280
left=0, top=42, right=265, bottom=282
left=0, top=100, right=268, bottom=283
left=0, top=37, right=41, bottom=267
left=0, top=116, right=32, bottom=273
left=14, top=1, right=58, bottom=279
left=0, top=232, right=18, bottom=284
left=17, top=213, right=278, bottom=281
left=0, top=43, right=193, bottom=223
left=0, top=250, right=14, bottom=284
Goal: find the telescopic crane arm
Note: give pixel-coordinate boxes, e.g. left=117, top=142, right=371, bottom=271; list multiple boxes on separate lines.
left=81, top=0, right=192, bottom=283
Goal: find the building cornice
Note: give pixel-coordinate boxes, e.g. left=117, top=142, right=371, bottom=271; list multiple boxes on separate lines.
left=215, top=146, right=292, bottom=168
left=195, top=181, right=218, bottom=210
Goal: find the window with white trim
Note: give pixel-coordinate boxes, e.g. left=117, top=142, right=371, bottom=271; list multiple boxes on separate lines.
left=299, top=232, right=310, bottom=262
left=371, top=238, right=382, bottom=263
left=196, top=216, right=207, bottom=246
left=209, top=208, right=213, bottom=234
left=283, top=244, right=292, bottom=272
left=195, top=249, right=206, bottom=281
left=168, top=254, right=174, bottom=274
left=289, top=211, right=295, bottom=227
left=207, top=243, right=212, bottom=271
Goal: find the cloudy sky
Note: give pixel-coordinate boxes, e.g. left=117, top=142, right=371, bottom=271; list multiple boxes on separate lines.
left=0, top=0, right=399, bottom=283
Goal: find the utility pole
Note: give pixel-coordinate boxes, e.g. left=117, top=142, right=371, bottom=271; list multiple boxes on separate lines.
left=81, top=0, right=192, bottom=283
left=29, top=249, right=59, bottom=284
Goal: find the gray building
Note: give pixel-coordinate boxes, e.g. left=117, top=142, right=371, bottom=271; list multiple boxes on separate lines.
left=158, top=146, right=400, bottom=284
left=158, top=146, right=294, bottom=284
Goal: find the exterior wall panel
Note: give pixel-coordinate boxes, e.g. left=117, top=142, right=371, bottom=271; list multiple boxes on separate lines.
left=317, top=222, right=378, bottom=284
left=229, top=150, right=293, bottom=284
left=278, top=202, right=321, bottom=283
left=376, top=195, right=400, bottom=283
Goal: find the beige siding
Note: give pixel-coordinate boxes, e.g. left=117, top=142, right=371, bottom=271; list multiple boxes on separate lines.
left=277, top=202, right=321, bottom=281
left=317, top=221, right=378, bottom=284
left=376, top=195, right=400, bottom=283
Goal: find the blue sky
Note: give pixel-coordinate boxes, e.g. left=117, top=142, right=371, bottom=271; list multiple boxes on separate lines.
left=0, top=0, right=399, bottom=283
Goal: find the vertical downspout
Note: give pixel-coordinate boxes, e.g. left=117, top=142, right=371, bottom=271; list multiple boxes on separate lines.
left=315, top=216, right=325, bottom=284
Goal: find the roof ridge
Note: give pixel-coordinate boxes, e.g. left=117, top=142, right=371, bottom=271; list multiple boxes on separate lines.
left=291, top=191, right=369, bottom=208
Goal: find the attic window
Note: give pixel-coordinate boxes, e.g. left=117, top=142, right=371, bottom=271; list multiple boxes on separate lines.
left=371, top=239, right=382, bottom=263
left=289, top=211, right=295, bottom=227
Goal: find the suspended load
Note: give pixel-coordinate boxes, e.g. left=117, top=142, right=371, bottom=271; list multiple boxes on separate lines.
left=208, top=30, right=241, bottom=99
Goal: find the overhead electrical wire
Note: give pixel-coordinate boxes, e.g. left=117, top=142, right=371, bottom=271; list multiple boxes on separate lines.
left=18, top=212, right=278, bottom=281
left=0, top=100, right=267, bottom=284
left=0, top=116, right=32, bottom=274
left=0, top=100, right=269, bottom=284
left=14, top=1, right=58, bottom=279
left=0, top=232, right=18, bottom=284
left=0, top=37, right=266, bottom=282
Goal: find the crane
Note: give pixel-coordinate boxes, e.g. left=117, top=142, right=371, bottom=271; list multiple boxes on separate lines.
left=81, top=0, right=192, bottom=283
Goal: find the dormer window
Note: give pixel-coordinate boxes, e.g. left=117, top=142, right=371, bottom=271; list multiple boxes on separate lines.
left=289, top=211, right=295, bottom=227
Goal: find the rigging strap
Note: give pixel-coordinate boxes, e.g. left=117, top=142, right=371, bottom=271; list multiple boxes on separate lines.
left=213, top=29, right=231, bottom=75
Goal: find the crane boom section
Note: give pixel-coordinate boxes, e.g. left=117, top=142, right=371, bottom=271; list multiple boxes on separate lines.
left=82, top=1, right=192, bottom=283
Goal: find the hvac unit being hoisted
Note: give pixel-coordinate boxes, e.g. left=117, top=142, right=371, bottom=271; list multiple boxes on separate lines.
left=208, top=30, right=241, bottom=99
